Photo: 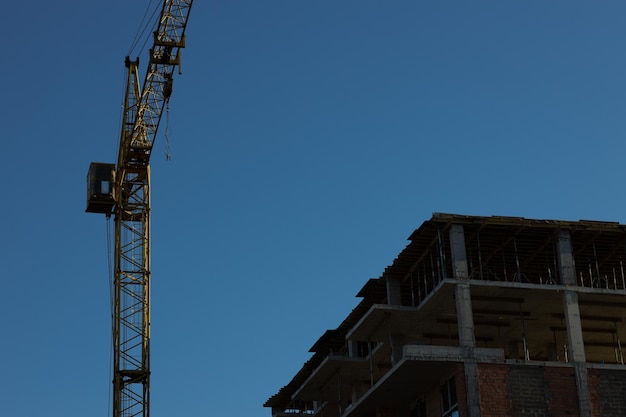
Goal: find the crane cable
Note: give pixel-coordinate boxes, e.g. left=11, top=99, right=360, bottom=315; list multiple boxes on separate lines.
left=118, top=1, right=160, bottom=162
left=105, top=214, right=114, bottom=417
left=126, top=0, right=174, bottom=161
left=127, top=0, right=161, bottom=58
left=165, top=99, right=172, bottom=160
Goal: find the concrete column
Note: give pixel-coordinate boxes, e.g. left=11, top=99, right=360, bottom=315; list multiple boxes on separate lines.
left=390, top=334, right=405, bottom=366
left=573, top=364, right=592, bottom=417
left=563, top=291, right=586, bottom=363
left=456, top=284, right=476, bottom=348
left=383, top=310, right=405, bottom=367
left=450, top=225, right=475, bottom=347
left=456, top=283, right=481, bottom=417
left=563, top=290, right=592, bottom=417
left=556, top=231, right=586, bottom=360
left=386, top=276, right=402, bottom=306
left=449, top=224, right=481, bottom=417
left=450, top=224, right=469, bottom=280
left=556, top=230, right=576, bottom=286
left=347, top=340, right=358, bottom=358
left=556, top=229, right=592, bottom=417
left=463, top=361, right=482, bottom=417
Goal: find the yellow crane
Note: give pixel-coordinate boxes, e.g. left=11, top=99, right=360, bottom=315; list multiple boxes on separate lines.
left=86, top=2, right=193, bottom=416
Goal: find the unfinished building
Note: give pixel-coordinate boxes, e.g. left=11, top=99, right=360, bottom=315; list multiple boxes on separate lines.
left=265, top=213, right=626, bottom=417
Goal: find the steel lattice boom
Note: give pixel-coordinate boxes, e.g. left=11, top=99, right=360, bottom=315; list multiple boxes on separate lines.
left=86, top=2, right=193, bottom=417
left=121, top=0, right=193, bottom=166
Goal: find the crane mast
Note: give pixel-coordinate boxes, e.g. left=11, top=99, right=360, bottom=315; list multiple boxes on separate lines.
left=86, top=2, right=193, bottom=417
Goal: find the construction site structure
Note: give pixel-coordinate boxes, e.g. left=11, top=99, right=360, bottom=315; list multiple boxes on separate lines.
left=85, top=2, right=193, bottom=417
left=265, top=213, right=626, bottom=417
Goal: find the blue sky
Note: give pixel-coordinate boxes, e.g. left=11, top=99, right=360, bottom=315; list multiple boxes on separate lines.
left=2, top=1, right=626, bottom=416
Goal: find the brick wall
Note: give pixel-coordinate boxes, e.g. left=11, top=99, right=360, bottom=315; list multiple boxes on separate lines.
left=508, top=365, right=550, bottom=417
left=477, top=364, right=580, bottom=417
left=407, top=362, right=626, bottom=417
left=544, top=367, right=579, bottom=417
left=478, top=363, right=512, bottom=417
left=588, top=368, right=626, bottom=417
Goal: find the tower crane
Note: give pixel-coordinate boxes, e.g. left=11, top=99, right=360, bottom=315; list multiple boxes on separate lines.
left=85, top=2, right=193, bottom=417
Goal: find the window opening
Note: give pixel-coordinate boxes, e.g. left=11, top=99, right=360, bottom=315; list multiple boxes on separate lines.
left=441, top=376, right=458, bottom=417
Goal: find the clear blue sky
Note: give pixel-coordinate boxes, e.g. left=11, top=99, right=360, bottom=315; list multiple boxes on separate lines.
left=2, top=1, right=626, bottom=416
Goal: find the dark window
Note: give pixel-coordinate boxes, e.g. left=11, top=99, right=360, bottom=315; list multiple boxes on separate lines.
left=441, top=376, right=458, bottom=417
left=356, top=341, right=378, bottom=358
left=101, top=180, right=110, bottom=195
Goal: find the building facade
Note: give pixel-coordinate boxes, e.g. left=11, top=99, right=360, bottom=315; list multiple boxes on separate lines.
left=265, top=214, right=626, bottom=417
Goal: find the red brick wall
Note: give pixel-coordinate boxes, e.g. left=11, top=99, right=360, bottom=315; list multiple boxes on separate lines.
left=477, top=363, right=512, bottom=417
left=544, top=367, right=579, bottom=417
left=588, top=368, right=626, bottom=417
left=477, top=363, right=580, bottom=417
left=394, top=363, right=626, bottom=417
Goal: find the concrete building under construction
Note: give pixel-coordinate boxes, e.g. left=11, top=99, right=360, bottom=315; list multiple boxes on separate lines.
left=265, top=213, right=626, bottom=417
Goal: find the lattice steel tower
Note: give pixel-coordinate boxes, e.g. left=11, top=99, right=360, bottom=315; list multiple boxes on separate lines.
left=85, top=2, right=193, bottom=416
